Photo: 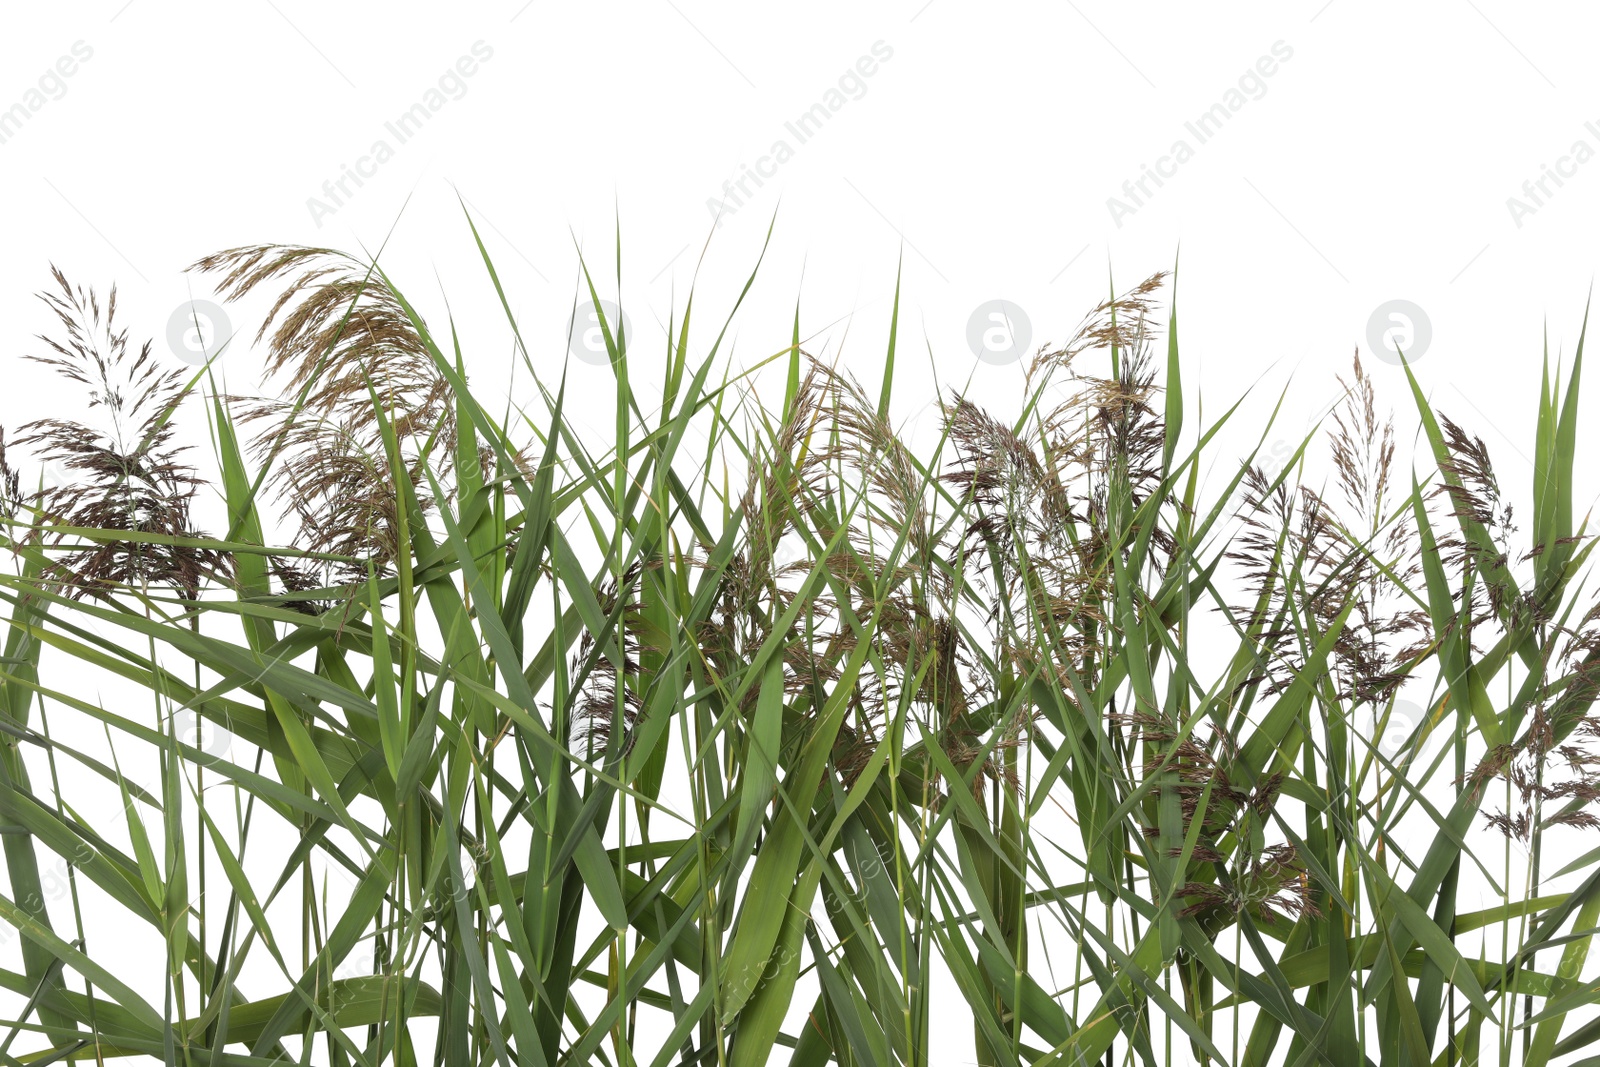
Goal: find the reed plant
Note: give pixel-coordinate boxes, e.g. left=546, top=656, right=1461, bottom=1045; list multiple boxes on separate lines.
left=0, top=228, right=1596, bottom=1066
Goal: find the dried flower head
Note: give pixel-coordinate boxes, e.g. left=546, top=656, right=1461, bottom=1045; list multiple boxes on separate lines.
left=191, top=245, right=455, bottom=582
left=17, top=268, right=222, bottom=599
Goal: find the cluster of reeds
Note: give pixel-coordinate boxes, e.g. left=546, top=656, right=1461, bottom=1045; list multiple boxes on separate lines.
left=0, top=230, right=1596, bottom=1066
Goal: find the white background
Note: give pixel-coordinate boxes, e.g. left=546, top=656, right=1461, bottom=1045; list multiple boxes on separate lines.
left=4, top=0, right=1599, bottom=495
left=2, top=2, right=1599, bottom=1061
